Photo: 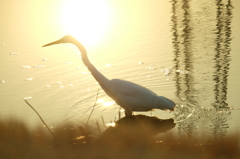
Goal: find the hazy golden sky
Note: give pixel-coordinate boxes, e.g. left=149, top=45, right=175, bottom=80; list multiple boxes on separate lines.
left=0, top=0, right=170, bottom=48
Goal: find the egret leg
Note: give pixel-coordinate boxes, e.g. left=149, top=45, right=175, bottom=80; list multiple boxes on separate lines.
left=124, top=109, right=133, bottom=117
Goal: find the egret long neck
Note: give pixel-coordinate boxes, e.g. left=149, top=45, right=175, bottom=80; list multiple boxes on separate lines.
left=74, top=41, right=111, bottom=89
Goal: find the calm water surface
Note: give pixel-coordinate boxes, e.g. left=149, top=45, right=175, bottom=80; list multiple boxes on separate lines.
left=0, top=0, right=240, bottom=137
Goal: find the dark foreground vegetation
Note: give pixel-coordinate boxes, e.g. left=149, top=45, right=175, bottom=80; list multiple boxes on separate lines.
left=0, top=115, right=239, bottom=159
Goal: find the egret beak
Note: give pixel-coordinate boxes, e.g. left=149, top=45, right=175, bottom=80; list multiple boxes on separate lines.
left=42, top=40, right=61, bottom=47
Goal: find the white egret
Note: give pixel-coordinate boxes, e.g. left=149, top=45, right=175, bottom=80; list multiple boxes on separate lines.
left=42, top=35, right=175, bottom=117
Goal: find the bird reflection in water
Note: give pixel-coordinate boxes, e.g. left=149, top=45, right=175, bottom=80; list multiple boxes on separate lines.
left=95, top=115, right=175, bottom=152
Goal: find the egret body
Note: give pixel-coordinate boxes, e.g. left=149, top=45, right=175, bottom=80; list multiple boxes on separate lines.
left=42, top=35, right=175, bottom=117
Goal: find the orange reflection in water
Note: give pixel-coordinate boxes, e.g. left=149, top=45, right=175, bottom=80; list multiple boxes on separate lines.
left=97, top=99, right=115, bottom=107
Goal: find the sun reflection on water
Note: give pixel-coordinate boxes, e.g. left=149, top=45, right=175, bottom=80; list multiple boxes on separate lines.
left=97, top=99, right=115, bottom=107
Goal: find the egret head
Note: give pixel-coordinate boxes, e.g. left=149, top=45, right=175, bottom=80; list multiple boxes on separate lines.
left=42, top=35, right=78, bottom=47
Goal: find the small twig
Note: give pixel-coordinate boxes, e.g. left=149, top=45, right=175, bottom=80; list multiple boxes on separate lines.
left=118, top=108, right=120, bottom=121
left=96, top=121, right=102, bottom=136
left=101, top=115, right=107, bottom=129
left=24, top=99, right=56, bottom=138
left=79, top=126, right=88, bottom=136
left=85, top=89, right=100, bottom=128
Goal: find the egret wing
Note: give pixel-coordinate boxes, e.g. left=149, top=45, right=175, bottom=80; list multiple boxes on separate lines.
left=110, top=79, right=156, bottom=111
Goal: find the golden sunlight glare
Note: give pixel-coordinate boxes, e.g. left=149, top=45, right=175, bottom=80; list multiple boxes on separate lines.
left=59, top=0, right=111, bottom=47
left=102, top=101, right=115, bottom=107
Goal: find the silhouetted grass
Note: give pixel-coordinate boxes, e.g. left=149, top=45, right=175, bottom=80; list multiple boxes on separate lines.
left=0, top=117, right=239, bottom=159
